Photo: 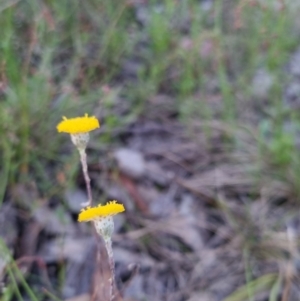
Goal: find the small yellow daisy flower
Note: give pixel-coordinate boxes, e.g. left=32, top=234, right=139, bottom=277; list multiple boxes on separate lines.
left=57, top=113, right=100, bottom=134
left=78, top=201, right=125, bottom=222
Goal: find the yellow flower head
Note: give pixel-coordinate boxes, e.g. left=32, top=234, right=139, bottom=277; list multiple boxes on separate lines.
left=78, top=201, right=125, bottom=222
left=57, top=114, right=100, bottom=134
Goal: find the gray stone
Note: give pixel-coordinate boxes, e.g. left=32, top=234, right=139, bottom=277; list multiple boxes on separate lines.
left=114, top=148, right=146, bottom=179
left=34, top=206, right=74, bottom=235
left=290, top=48, right=300, bottom=77
left=65, top=189, right=87, bottom=213
left=252, top=68, right=274, bottom=98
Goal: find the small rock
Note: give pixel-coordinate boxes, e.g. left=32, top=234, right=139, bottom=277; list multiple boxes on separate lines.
left=135, top=5, right=149, bottom=26
left=201, top=0, right=213, bottom=12
left=65, top=189, right=87, bottom=213
left=146, top=161, right=173, bottom=186
left=34, top=205, right=74, bottom=235
left=290, top=47, right=300, bottom=77
left=284, top=81, right=300, bottom=109
left=123, top=274, right=147, bottom=300
left=149, top=183, right=178, bottom=216
left=39, top=237, right=93, bottom=263
left=114, top=248, right=155, bottom=267
left=187, top=292, right=215, bottom=301
left=252, top=68, right=274, bottom=98
left=65, top=294, right=90, bottom=301
left=0, top=204, right=17, bottom=247
left=114, top=148, right=146, bottom=179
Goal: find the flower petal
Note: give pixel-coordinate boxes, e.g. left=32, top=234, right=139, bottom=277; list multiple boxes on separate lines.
left=57, top=114, right=100, bottom=134
left=78, top=201, right=125, bottom=222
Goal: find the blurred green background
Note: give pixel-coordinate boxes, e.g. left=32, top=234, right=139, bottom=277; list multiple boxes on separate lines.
left=1, top=0, right=300, bottom=300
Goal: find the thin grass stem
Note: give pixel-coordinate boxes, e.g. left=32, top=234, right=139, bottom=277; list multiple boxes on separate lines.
left=6, top=267, right=23, bottom=301
left=42, top=288, right=64, bottom=301
left=0, top=239, right=39, bottom=301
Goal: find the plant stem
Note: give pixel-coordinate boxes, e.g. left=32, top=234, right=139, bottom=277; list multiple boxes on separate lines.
left=104, top=237, right=115, bottom=301
left=79, top=148, right=92, bottom=207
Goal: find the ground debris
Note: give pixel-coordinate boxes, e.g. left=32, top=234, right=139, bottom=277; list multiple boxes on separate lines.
left=65, top=189, right=88, bottom=213
left=34, top=204, right=74, bottom=235
left=0, top=203, right=17, bottom=248
left=2, top=2, right=300, bottom=300
left=114, top=148, right=146, bottom=179
left=65, top=293, right=90, bottom=301
left=0, top=204, right=17, bottom=283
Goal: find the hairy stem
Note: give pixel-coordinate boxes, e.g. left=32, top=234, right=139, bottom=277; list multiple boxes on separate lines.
left=104, top=237, right=115, bottom=301
left=79, top=148, right=92, bottom=206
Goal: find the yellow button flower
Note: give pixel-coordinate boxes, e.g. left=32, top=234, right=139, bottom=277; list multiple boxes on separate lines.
left=57, top=113, right=100, bottom=134
left=78, top=201, right=125, bottom=222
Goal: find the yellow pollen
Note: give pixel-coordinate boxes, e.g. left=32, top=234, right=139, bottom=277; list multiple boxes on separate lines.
left=57, top=114, right=100, bottom=134
left=78, top=201, right=125, bottom=222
